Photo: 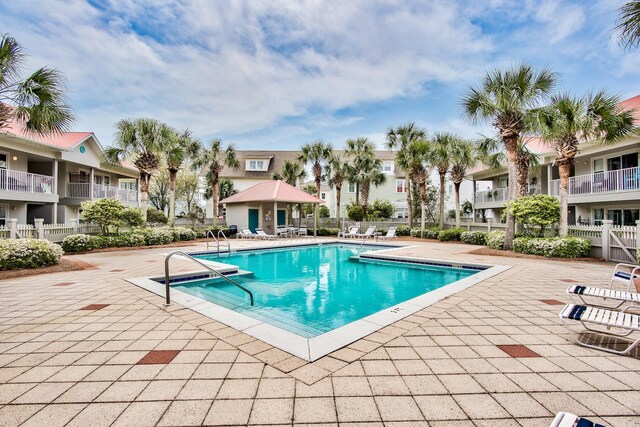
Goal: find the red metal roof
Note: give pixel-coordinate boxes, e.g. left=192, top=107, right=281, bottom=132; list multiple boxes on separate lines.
left=220, top=180, right=323, bottom=204
left=619, top=94, right=640, bottom=123
left=1, top=118, right=93, bottom=149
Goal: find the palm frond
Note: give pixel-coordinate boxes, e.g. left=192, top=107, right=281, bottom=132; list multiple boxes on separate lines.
left=616, top=0, right=640, bottom=49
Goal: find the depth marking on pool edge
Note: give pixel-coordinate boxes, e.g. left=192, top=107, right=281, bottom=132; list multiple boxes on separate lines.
left=390, top=307, right=404, bottom=313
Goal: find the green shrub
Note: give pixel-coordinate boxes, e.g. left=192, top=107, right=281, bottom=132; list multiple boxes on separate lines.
left=62, top=234, right=94, bottom=252
left=121, top=208, right=144, bottom=227
left=410, top=227, right=440, bottom=239
left=513, top=237, right=591, bottom=258
left=318, top=205, right=330, bottom=218
left=0, top=239, right=64, bottom=270
left=307, top=227, right=340, bottom=236
left=486, top=231, right=505, bottom=250
left=147, top=208, right=168, bottom=225
left=346, top=203, right=364, bottom=221
left=509, top=194, right=560, bottom=237
left=460, top=231, right=486, bottom=245
left=410, top=227, right=421, bottom=237
left=169, top=227, right=198, bottom=241
left=199, top=226, right=232, bottom=238
left=81, top=198, right=127, bottom=234
left=145, top=228, right=174, bottom=245
left=396, top=225, right=411, bottom=236
left=368, top=199, right=394, bottom=219
left=437, top=228, right=464, bottom=242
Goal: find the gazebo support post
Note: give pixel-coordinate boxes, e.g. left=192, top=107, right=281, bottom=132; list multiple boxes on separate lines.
left=314, top=203, right=318, bottom=237
left=274, top=200, right=278, bottom=234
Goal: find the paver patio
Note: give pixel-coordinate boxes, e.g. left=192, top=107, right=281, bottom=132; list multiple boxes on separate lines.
left=0, top=238, right=639, bottom=426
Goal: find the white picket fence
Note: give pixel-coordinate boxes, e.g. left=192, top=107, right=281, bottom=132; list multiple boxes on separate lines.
left=0, top=219, right=102, bottom=242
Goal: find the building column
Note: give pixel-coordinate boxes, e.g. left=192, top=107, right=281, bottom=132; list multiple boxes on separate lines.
left=274, top=200, right=278, bottom=233
left=53, top=159, right=58, bottom=224
left=89, top=168, right=95, bottom=201
left=547, top=164, right=552, bottom=195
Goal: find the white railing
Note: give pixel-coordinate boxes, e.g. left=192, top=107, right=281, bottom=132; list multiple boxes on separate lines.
left=67, top=183, right=138, bottom=203
left=551, top=166, right=640, bottom=196
left=0, top=169, right=56, bottom=194
left=474, top=187, right=508, bottom=204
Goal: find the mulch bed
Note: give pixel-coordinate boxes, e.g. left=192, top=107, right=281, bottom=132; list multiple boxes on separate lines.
left=0, top=256, right=97, bottom=281
left=467, top=247, right=603, bottom=263
left=65, top=238, right=210, bottom=255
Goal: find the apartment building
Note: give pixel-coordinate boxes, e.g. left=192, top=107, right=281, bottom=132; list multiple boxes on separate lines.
left=469, top=95, right=640, bottom=226
left=0, top=120, right=139, bottom=225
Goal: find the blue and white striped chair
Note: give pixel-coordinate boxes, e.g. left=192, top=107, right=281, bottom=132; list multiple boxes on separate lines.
left=567, top=285, right=639, bottom=312
left=550, top=412, right=604, bottom=427
left=609, top=263, right=640, bottom=292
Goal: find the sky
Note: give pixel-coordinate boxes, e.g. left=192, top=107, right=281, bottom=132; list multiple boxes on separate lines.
left=1, top=0, right=638, bottom=151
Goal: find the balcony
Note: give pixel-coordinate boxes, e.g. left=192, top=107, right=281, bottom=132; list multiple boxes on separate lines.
left=0, top=169, right=58, bottom=203
left=474, top=187, right=508, bottom=209
left=550, top=166, right=640, bottom=203
left=65, top=183, right=138, bottom=206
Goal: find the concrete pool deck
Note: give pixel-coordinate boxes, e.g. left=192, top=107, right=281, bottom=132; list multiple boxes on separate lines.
left=0, top=237, right=638, bottom=426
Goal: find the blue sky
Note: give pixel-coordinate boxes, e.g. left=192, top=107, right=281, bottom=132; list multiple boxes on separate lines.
left=1, top=0, right=637, bottom=150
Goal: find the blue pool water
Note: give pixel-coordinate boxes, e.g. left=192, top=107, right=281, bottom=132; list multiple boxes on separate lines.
left=174, top=244, right=478, bottom=338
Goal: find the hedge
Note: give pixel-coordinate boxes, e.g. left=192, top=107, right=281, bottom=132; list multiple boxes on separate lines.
left=307, top=227, right=340, bottom=236
left=485, top=231, right=505, bottom=250
left=513, top=237, right=591, bottom=258
left=61, top=227, right=200, bottom=253
left=437, top=228, right=464, bottom=242
left=199, top=226, right=232, bottom=238
left=411, top=227, right=440, bottom=239
left=0, top=239, right=64, bottom=270
left=396, top=225, right=411, bottom=236
left=460, top=231, right=486, bottom=245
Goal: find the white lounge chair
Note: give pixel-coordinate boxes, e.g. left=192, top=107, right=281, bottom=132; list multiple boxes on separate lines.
left=559, top=303, right=640, bottom=355
left=276, top=226, right=289, bottom=238
left=550, top=412, right=603, bottom=427
left=609, top=263, right=640, bottom=291
left=239, top=228, right=258, bottom=239
left=255, top=228, right=277, bottom=240
left=567, top=285, right=640, bottom=312
left=298, top=226, right=308, bottom=236
left=355, top=226, right=376, bottom=239
left=339, top=226, right=359, bottom=238
left=377, top=226, right=397, bottom=240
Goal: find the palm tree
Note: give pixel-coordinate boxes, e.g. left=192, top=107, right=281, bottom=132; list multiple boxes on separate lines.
left=104, top=118, right=171, bottom=223
left=430, top=132, right=455, bottom=229
left=325, top=154, right=350, bottom=226
left=165, top=129, right=200, bottom=226
left=538, top=92, right=637, bottom=237
left=299, top=140, right=332, bottom=235
left=193, top=139, right=240, bottom=225
left=616, top=1, right=640, bottom=49
left=462, top=64, right=557, bottom=249
left=355, top=156, right=386, bottom=220
left=449, top=139, right=476, bottom=228
left=272, top=159, right=307, bottom=226
left=386, top=123, right=426, bottom=227
left=0, top=33, right=74, bottom=133
left=397, top=140, right=430, bottom=236
left=345, top=137, right=376, bottom=206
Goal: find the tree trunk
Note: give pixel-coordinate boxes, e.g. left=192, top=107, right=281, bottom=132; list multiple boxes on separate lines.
left=140, top=173, right=150, bottom=224
left=504, top=136, right=518, bottom=250
left=406, top=176, right=412, bottom=227
left=420, top=183, right=427, bottom=238
left=355, top=182, right=360, bottom=205
left=454, top=182, right=461, bottom=228
left=168, top=169, right=177, bottom=227
left=438, top=173, right=446, bottom=229
left=212, top=177, right=219, bottom=226
left=361, top=181, right=369, bottom=221
left=336, top=185, right=341, bottom=226
left=558, top=162, right=571, bottom=238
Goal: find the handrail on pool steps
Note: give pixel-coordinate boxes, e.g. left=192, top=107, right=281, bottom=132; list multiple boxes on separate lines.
left=164, top=250, right=254, bottom=306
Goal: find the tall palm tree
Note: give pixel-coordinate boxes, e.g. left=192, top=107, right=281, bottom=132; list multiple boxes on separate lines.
left=272, top=159, right=307, bottom=225
left=355, top=156, right=386, bottom=220
left=538, top=92, right=636, bottom=236
left=0, top=33, right=74, bottom=133
left=462, top=64, right=557, bottom=249
left=449, top=139, right=476, bottom=228
left=430, top=132, right=455, bottom=229
left=104, top=118, right=171, bottom=223
left=345, top=137, right=376, bottom=206
left=386, top=123, right=426, bottom=227
left=193, top=139, right=240, bottom=225
left=165, top=129, right=200, bottom=227
left=397, top=140, right=430, bottom=236
left=616, top=1, right=640, bottom=49
left=325, top=154, right=350, bottom=226
left=299, top=141, right=332, bottom=236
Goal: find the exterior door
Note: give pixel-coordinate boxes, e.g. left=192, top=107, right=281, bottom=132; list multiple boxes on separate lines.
left=248, top=209, right=259, bottom=233
left=277, top=209, right=286, bottom=226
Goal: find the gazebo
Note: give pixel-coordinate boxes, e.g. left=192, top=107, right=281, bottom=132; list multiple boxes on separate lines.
left=219, top=180, right=324, bottom=236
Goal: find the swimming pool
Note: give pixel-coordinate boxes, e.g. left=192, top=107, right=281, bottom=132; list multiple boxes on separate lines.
left=181, top=244, right=477, bottom=338
left=129, top=241, right=508, bottom=360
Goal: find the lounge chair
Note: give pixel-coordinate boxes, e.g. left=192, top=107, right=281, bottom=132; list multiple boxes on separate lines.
left=559, top=303, right=640, bottom=355
left=377, top=226, right=397, bottom=240
left=550, top=412, right=604, bottom=427
left=239, top=228, right=258, bottom=239
left=255, top=228, right=277, bottom=240
left=609, top=263, right=640, bottom=291
left=567, top=285, right=639, bottom=312
left=298, top=226, right=308, bottom=236
left=355, top=226, right=376, bottom=239
left=276, top=226, right=289, bottom=238
left=338, top=226, right=359, bottom=238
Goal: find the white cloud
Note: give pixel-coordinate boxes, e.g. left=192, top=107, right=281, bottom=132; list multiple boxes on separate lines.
left=533, top=0, right=586, bottom=43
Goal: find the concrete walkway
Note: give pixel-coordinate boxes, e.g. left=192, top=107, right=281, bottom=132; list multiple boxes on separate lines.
left=0, top=238, right=638, bottom=426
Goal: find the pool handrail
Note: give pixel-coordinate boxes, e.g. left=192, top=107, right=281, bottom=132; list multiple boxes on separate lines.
left=205, top=229, right=231, bottom=254
left=164, top=250, right=254, bottom=306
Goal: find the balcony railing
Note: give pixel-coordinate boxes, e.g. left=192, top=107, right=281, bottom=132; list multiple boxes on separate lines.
left=66, top=183, right=138, bottom=203
left=551, top=166, right=640, bottom=197
left=474, top=187, right=508, bottom=204
left=0, top=169, right=56, bottom=194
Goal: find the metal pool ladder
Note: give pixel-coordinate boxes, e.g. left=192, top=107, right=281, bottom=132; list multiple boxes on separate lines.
left=164, top=250, right=254, bottom=306
left=206, top=229, right=231, bottom=254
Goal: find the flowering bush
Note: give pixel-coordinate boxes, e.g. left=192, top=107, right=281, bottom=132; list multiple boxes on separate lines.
left=437, top=228, right=464, bottom=242
left=460, top=231, right=487, bottom=245
left=411, top=227, right=440, bottom=238
left=145, top=228, right=175, bottom=245
left=0, top=239, right=64, bottom=270
left=169, top=227, right=198, bottom=241
left=513, top=237, right=590, bottom=258
left=508, top=195, right=560, bottom=237
left=62, top=234, right=93, bottom=252
left=485, top=231, right=505, bottom=250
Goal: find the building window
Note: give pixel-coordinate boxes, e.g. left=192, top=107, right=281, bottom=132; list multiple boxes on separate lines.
left=321, top=192, right=326, bottom=200
left=348, top=182, right=355, bottom=193
left=608, top=208, right=639, bottom=226
left=396, top=179, right=406, bottom=193
left=593, top=208, right=604, bottom=226
left=383, top=161, right=394, bottom=174
left=104, top=176, right=110, bottom=186
left=0, top=153, right=7, bottom=169
left=593, top=158, right=604, bottom=173
left=246, top=159, right=267, bottom=171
